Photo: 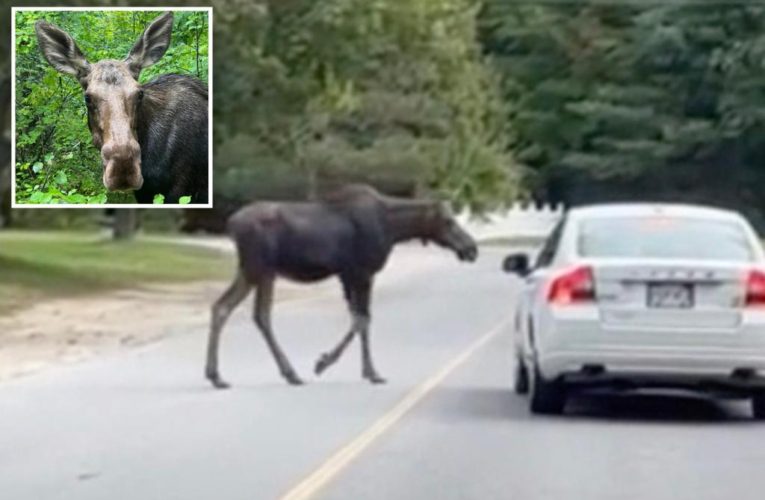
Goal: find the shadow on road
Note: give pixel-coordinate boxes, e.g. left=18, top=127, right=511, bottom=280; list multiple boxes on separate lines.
left=566, top=391, right=753, bottom=424
left=432, top=386, right=531, bottom=421
left=435, top=385, right=756, bottom=424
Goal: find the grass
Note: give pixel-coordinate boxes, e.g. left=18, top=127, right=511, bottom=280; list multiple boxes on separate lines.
left=0, top=231, right=235, bottom=314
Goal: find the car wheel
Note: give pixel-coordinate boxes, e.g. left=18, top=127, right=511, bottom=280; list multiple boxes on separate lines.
left=513, top=356, right=529, bottom=395
left=530, top=364, right=566, bottom=415
left=752, top=394, right=765, bottom=420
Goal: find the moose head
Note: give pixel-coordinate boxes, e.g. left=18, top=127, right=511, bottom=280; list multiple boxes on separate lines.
left=35, top=12, right=174, bottom=192
left=425, top=202, right=479, bottom=262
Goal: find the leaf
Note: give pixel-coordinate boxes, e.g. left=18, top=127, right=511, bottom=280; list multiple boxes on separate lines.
left=153, top=194, right=166, bottom=204
left=87, top=194, right=108, bottom=204
left=54, top=171, right=68, bottom=185
left=32, top=162, right=43, bottom=174
left=179, top=196, right=192, bottom=205
left=29, top=191, right=45, bottom=203
left=66, top=194, right=87, bottom=204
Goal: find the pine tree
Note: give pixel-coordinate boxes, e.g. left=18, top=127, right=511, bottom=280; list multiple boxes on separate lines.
left=480, top=1, right=765, bottom=225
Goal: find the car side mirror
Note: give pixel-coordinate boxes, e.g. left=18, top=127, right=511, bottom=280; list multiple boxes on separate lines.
left=502, top=253, right=530, bottom=277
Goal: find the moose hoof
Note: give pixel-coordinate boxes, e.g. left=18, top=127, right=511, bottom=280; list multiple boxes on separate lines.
left=207, top=374, right=231, bottom=390
left=365, top=373, right=387, bottom=385
left=314, top=353, right=332, bottom=376
left=284, top=373, right=305, bottom=386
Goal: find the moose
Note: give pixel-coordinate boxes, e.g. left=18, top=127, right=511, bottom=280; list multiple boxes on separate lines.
left=35, top=12, right=208, bottom=204
left=205, top=184, right=478, bottom=389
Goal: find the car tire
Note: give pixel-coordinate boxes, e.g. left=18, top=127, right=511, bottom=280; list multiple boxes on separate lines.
left=530, top=364, right=566, bottom=415
left=513, top=356, right=529, bottom=395
left=752, top=394, right=765, bottom=420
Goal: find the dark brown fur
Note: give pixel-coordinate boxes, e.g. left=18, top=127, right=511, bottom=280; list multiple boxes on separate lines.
left=205, top=185, right=478, bottom=389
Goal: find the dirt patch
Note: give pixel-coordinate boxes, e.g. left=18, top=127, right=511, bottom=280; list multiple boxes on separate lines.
left=0, top=280, right=330, bottom=382
left=0, top=244, right=463, bottom=383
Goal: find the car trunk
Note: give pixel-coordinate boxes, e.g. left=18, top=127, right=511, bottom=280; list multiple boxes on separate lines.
left=594, top=261, right=746, bottom=330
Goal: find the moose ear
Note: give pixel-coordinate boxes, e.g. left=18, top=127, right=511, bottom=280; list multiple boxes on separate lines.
left=126, top=12, right=173, bottom=78
left=35, top=20, right=90, bottom=80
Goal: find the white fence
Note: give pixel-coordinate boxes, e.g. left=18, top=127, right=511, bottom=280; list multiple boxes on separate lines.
left=458, top=202, right=564, bottom=242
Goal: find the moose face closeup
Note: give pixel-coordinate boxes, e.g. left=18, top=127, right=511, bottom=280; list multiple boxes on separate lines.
left=35, top=12, right=174, bottom=192
left=428, top=203, right=479, bottom=262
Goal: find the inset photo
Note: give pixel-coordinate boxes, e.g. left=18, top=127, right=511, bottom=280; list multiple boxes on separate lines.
left=12, top=7, right=212, bottom=207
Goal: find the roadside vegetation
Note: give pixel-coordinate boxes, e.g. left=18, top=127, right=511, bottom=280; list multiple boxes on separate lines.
left=0, top=231, right=233, bottom=313
left=2, top=2, right=765, bottom=273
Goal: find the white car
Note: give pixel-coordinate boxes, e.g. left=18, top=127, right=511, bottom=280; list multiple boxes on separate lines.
left=504, top=203, right=765, bottom=418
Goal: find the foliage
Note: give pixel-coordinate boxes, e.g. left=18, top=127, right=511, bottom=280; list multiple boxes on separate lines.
left=479, top=2, right=765, bottom=226
left=213, top=0, right=517, bottom=212
left=152, top=193, right=191, bottom=205
left=13, top=10, right=208, bottom=205
left=11, top=1, right=765, bottom=229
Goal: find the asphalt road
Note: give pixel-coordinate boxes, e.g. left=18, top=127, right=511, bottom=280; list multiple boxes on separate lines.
left=2, top=245, right=764, bottom=500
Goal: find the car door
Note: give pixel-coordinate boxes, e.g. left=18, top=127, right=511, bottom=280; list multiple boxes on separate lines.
left=517, top=218, right=566, bottom=360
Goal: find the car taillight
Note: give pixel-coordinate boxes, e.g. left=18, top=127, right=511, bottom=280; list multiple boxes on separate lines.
left=746, top=270, right=765, bottom=306
left=548, top=266, right=595, bottom=305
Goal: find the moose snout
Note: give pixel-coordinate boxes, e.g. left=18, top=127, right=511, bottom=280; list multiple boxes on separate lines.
left=458, top=244, right=479, bottom=262
left=102, top=140, right=143, bottom=191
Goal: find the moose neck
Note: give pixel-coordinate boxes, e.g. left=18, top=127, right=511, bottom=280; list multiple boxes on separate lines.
left=135, top=87, right=161, bottom=148
left=384, top=200, right=435, bottom=244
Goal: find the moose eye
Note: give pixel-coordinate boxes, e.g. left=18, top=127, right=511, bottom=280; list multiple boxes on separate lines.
left=137, top=90, right=144, bottom=101
left=84, top=94, right=92, bottom=105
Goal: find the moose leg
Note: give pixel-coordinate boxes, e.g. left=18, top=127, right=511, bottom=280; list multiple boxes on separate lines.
left=205, top=272, right=251, bottom=389
left=315, top=330, right=355, bottom=375
left=315, top=277, right=358, bottom=375
left=253, top=276, right=304, bottom=385
left=355, top=278, right=385, bottom=384
left=359, top=318, right=384, bottom=384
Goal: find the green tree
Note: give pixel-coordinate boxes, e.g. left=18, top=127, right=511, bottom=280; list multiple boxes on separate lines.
left=214, top=0, right=517, bottom=211
left=480, top=1, right=765, bottom=226
left=5, top=0, right=517, bottom=228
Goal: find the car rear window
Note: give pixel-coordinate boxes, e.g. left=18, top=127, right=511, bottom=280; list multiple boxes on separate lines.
left=577, top=216, right=755, bottom=261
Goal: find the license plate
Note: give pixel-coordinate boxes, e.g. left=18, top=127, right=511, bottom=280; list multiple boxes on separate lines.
left=647, top=283, right=694, bottom=309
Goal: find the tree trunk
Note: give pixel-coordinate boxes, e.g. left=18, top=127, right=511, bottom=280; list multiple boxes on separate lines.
left=0, top=181, right=10, bottom=228
left=113, top=209, right=138, bottom=240
left=306, top=167, right=318, bottom=201
left=1, top=76, right=10, bottom=228
left=0, top=138, right=9, bottom=229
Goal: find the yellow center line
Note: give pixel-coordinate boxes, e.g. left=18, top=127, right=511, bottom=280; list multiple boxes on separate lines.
left=280, top=318, right=510, bottom=500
